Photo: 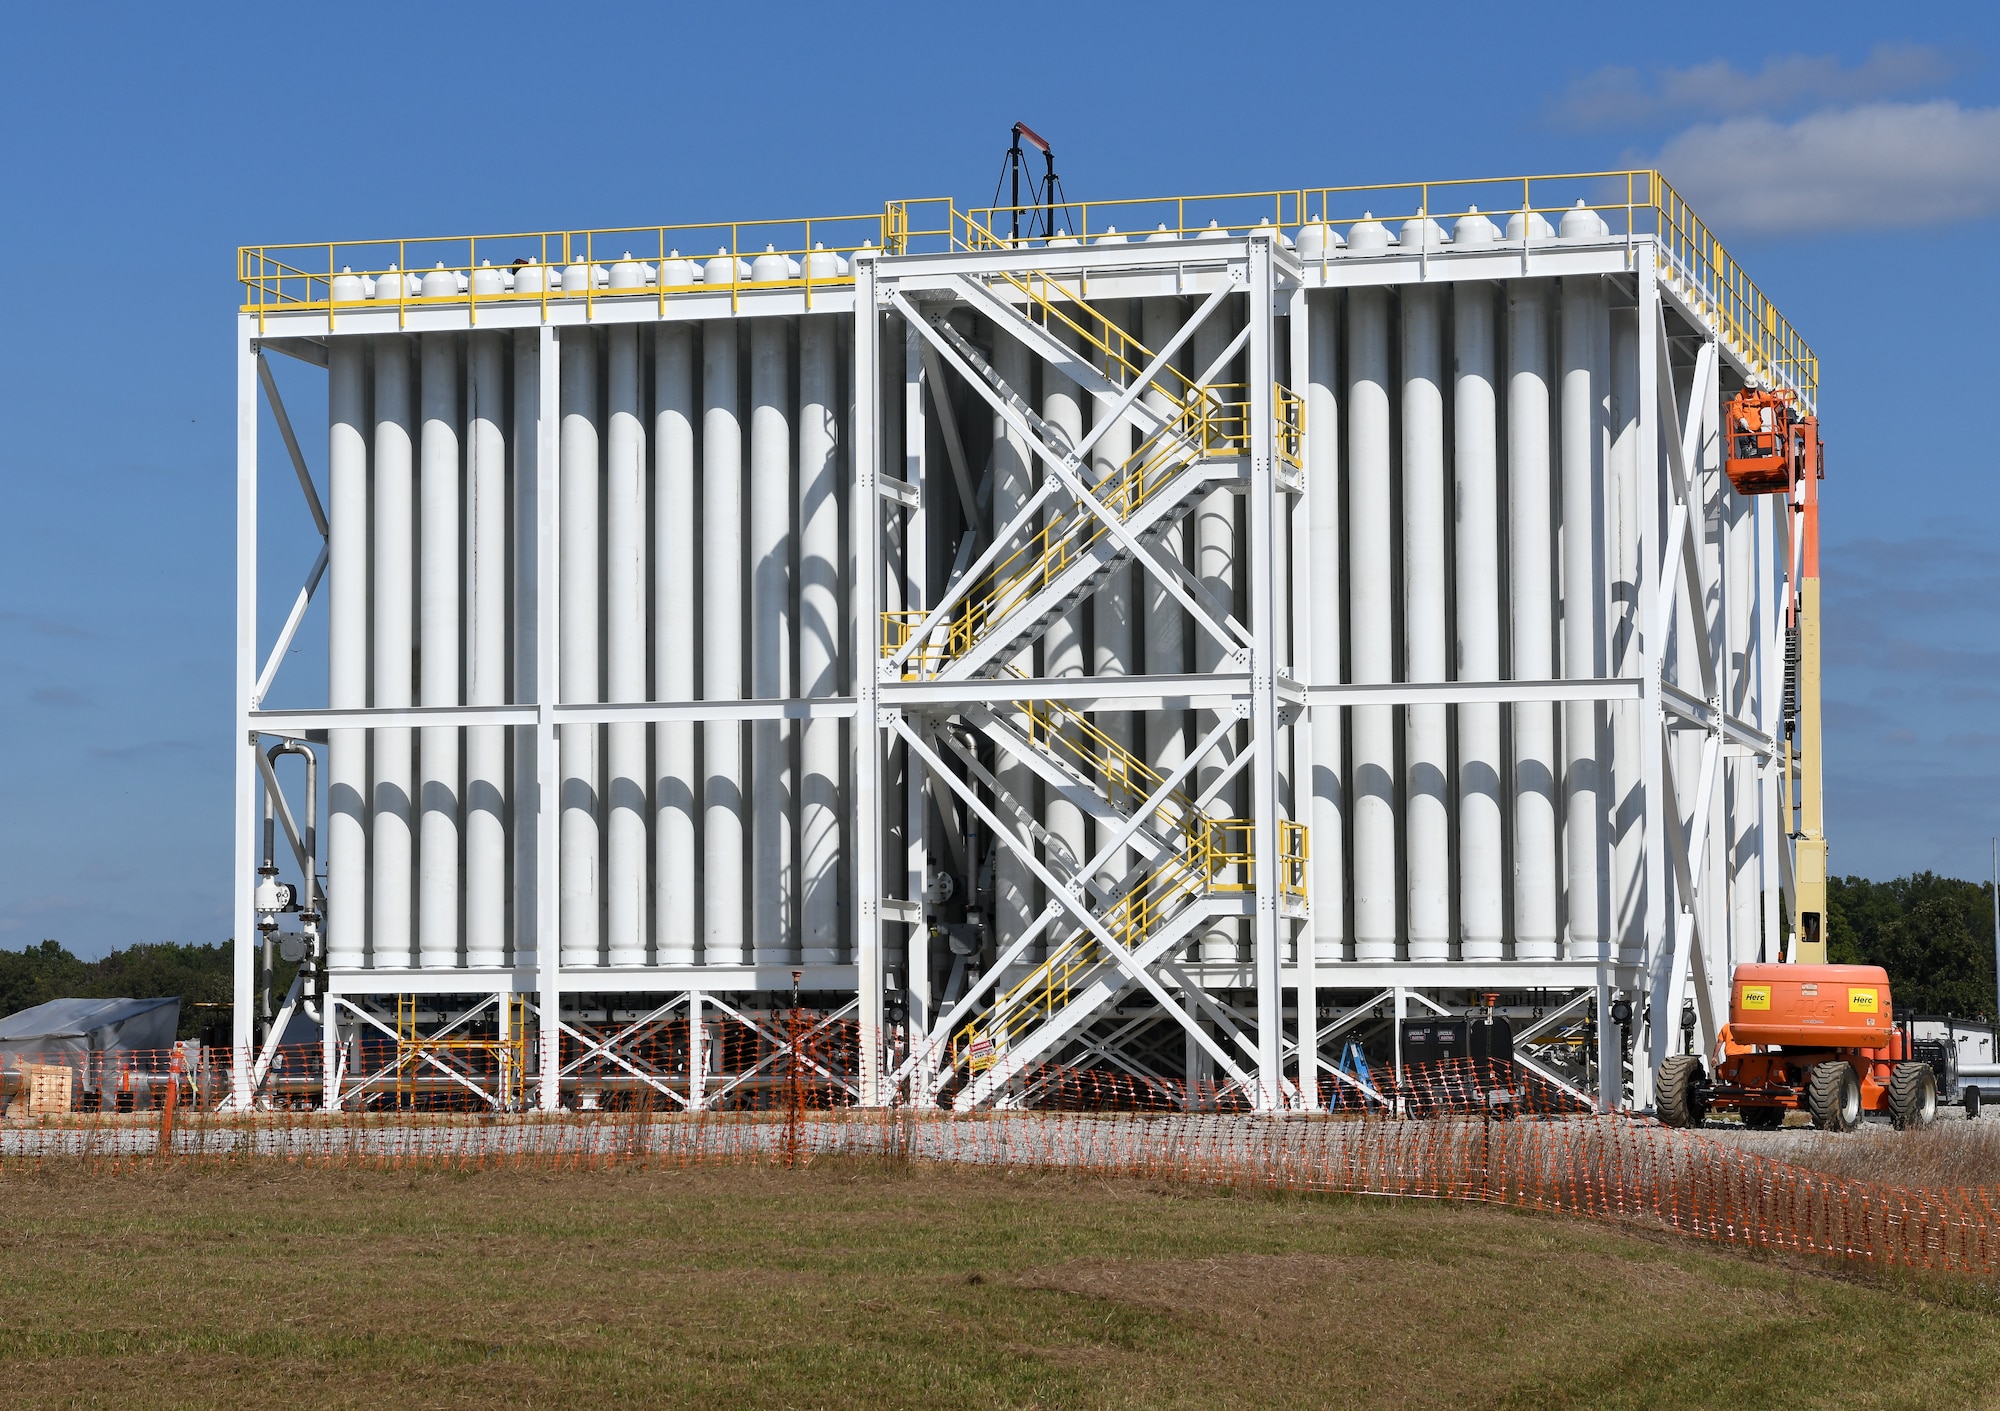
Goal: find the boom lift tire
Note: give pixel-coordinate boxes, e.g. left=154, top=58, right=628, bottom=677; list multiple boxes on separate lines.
left=1656, top=1055, right=1708, bottom=1128
left=1967, top=1087, right=1982, bottom=1121
left=1741, top=1105, right=1783, bottom=1131
left=1808, top=1060, right=1861, bottom=1131
left=1888, top=1061, right=1938, bottom=1130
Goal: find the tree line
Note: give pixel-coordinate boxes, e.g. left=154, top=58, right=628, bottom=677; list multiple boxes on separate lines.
left=0, top=871, right=1994, bottom=1034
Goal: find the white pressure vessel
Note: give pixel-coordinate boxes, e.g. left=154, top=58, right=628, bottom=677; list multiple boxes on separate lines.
left=559, top=327, right=601, bottom=967
left=465, top=331, right=507, bottom=968
left=1347, top=289, right=1396, bottom=962
left=1561, top=275, right=1608, bottom=962
left=798, top=313, right=842, bottom=966
left=654, top=324, right=699, bottom=965
left=1304, top=292, right=1345, bottom=964
left=750, top=318, right=794, bottom=964
left=1401, top=287, right=1449, bottom=961
left=606, top=324, right=648, bottom=966
left=419, top=333, right=461, bottom=969
left=703, top=320, right=746, bottom=964
left=326, top=340, right=369, bottom=969
left=1453, top=282, right=1505, bottom=961
left=1509, top=284, right=1559, bottom=961
left=371, top=336, right=415, bottom=969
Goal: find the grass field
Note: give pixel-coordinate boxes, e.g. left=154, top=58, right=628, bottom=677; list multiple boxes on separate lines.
left=3, top=1160, right=1998, bottom=1410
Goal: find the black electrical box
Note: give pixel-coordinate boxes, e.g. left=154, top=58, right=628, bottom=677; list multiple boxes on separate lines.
left=1400, top=1017, right=1468, bottom=1065
left=1470, top=1013, right=1514, bottom=1064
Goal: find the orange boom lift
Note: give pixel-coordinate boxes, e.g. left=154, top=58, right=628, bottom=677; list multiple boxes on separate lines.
left=1651, top=389, right=1942, bottom=1131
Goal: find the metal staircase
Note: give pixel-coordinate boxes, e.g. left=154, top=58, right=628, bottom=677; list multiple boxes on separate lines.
left=884, top=267, right=1308, bottom=1109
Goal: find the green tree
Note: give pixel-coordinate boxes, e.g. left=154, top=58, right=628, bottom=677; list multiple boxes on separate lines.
left=1827, top=872, right=1998, bottom=1019
left=0, top=939, right=250, bottom=1039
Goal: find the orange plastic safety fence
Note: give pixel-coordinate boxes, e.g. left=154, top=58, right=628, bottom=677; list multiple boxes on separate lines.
left=3, top=1050, right=1993, bottom=1280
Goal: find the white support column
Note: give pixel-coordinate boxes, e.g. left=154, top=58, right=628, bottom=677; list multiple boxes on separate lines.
left=903, top=325, right=930, bottom=1037
left=535, top=325, right=563, bottom=1112
left=1246, top=234, right=1285, bottom=1108
left=1289, top=283, right=1320, bottom=1108
left=853, top=256, right=885, bottom=1105
left=233, top=327, right=259, bottom=1106
left=1636, top=264, right=1667, bottom=1102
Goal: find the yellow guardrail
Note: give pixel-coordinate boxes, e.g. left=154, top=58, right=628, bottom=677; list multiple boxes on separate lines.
left=241, top=170, right=1810, bottom=404
left=968, top=170, right=1814, bottom=408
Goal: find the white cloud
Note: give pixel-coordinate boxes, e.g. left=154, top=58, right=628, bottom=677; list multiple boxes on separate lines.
left=1657, top=100, right=2000, bottom=233
left=1563, top=44, right=1952, bottom=127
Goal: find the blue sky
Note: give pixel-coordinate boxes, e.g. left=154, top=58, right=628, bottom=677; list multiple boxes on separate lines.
left=2, top=2, right=1996, bottom=957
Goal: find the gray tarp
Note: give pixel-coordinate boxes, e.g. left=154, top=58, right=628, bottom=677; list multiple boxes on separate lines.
left=0, top=997, right=180, bottom=1096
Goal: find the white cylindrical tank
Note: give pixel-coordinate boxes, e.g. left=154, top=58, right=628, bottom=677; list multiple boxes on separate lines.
left=465, top=331, right=507, bottom=968
left=1561, top=276, right=1608, bottom=963
left=799, top=314, right=842, bottom=967
left=419, top=333, right=462, bottom=969
left=1347, top=288, right=1396, bottom=962
left=559, top=327, right=601, bottom=968
left=1609, top=309, right=1645, bottom=967
left=704, top=321, right=747, bottom=964
left=1401, top=287, right=1449, bottom=962
left=1304, top=293, right=1345, bottom=964
left=372, top=336, right=415, bottom=969
left=326, top=340, right=369, bottom=970
left=751, top=318, right=794, bottom=965
left=654, top=324, right=699, bottom=965
left=992, top=328, right=1039, bottom=967
left=511, top=331, right=540, bottom=968
left=1453, top=282, right=1505, bottom=961
left=1509, top=284, right=1559, bottom=961
left=605, top=324, right=649, bottom=966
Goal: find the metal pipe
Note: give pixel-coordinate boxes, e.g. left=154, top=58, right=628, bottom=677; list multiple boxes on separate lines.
left=655, top=325, right=699, bottom=965
left=559, top=326, right=600, bottom=967
left=606, top=323, right=648, bottom=966
left=465, top=331, right=508, bottom=968
left=704, top=320, right=746, bottom=964
left=1402, top=286, right=1449, bottom=962
left=1348, top=287, right=1396, bottom=962
left=1509, top=283, right=1558, bottom=962
left=419, top=332, right=461, bottom=969
left=1305, top=291, right=1345, bottom=965
left=751, top=317, right=794, bottom=965
left=325, top=339, right=367, bottom=971
left=799, top=314, right=843, bottom=966
left=1454, top=281, right=1504, bottom=961
left=372, top=335, right=415, bottom=970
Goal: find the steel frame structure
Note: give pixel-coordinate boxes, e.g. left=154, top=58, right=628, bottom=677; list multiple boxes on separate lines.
left=232, top=190, right=1808, bottom=1114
